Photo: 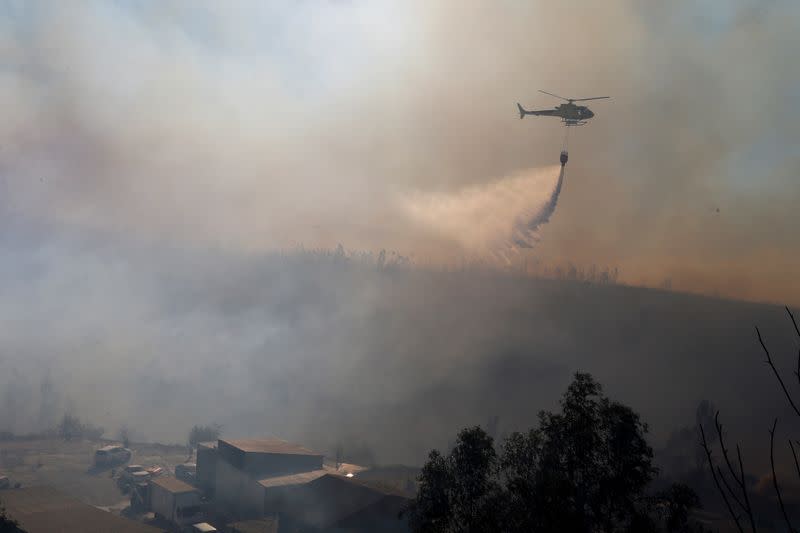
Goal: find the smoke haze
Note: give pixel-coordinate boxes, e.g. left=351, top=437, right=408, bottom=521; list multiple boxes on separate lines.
left=0, top=1, right=798, bottom=465
left=0, top=0, right=797, bottom=300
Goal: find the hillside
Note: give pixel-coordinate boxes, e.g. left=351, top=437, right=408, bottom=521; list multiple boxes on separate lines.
left=0, top=251, right=795, bottom=470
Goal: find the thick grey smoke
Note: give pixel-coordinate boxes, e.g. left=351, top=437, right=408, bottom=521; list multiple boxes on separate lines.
left=0, top=1, right=799, bottom=468
left=0, top=0, right=797, bottom=302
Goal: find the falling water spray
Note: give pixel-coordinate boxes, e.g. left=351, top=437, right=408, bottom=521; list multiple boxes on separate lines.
left=510, top=164, right=566, bottom=249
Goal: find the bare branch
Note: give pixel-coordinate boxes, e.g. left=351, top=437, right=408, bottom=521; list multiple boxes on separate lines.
left=716, top=412, right=744, bottom=486
left=701, top=423, right=745, bottom=533
left=717, top=465, right=747, bottom=512
left=713, top=412, right=757, bottom=531
left=737, top=444, right=757, bottom=533
left=769, top=419, right=796, bottom=533
left=795, top=346, right=800, bottom=385
left=758, top=326, right=800, bottom=418
left=788, top=307, right=800, bottom=339
left=790, top=440, right=800, bottom=482
left=785, top=307, right=800, bottom=390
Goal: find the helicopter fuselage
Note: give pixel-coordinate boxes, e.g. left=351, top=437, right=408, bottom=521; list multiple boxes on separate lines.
left=517, top=92, right=608, bottom=126
left=555, top=103, right=594, bottom=121
left=518, top=102, right=595, bottom=125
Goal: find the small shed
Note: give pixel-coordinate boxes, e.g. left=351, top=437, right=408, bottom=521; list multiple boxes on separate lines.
left=150, top=476, right=205, bottom=526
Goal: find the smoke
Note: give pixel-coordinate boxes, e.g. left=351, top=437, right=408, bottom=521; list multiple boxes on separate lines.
left=0, top=1, right=796, bottom=301
left=0, top=0, right=799, bottom=468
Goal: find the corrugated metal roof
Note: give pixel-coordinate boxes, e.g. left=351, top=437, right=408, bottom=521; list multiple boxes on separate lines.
left=0, top=486, right=162, bottom=533
left=257, top=462, right=370, bottom=490
left=329, top=474, right=411, bottom=498
left=150, top=476, right=198, bottom=494
left=220, top=438, right=319, bottom=456
left=257, top=469, right=328, bottom=489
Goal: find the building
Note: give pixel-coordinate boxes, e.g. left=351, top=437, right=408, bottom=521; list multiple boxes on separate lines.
left=149, top=476, right=205, bottom=527
left=212, top=438, right=324, bottom=518
left=197, top=441, right=218, bottom=496
left=0, top=486, right=163, bottom=533
left=200, top=437, right=408, bottom=530
left=218, top=438, right=324, bottom=476
left=281, top=474, right=409, bottom=532
left=259, top=469, right=329, bottom=512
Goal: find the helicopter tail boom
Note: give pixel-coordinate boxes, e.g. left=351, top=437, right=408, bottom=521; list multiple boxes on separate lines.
left=517, top=103, right=558, bottom=119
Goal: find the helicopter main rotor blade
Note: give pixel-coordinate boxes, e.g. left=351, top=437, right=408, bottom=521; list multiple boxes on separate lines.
left=571, top=96, right=610, bottom=102
left=538, top=90, right=570, bottom=102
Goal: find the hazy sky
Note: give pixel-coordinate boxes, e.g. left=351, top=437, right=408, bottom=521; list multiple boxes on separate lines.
left=1, top=2, right=800, bottom=470
left=0, top=0, right=798, bottom=303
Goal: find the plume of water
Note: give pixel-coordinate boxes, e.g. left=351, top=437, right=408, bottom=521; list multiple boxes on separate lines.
left=399, top=165, right=564, bottom=263
left=509, top=165, right=566, bottom=251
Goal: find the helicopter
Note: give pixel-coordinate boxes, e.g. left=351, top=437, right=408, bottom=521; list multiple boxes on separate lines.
left=517, top=90, right=609, bottom=126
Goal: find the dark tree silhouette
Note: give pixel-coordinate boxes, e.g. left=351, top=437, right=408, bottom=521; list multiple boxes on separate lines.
left=188, top=423, right=221, bottom=447
left=56, top=414, right=103, bottom=441
left=406, top=373, right=706, bottom=532
left=118, top=425, right=131, bottom=448
left=406, top=427, right=504, bottom=533
left=0, top=502, right=24, bottom=533
left=655, top=483, right=703, bottom=533
left=502, top=373, right=658, bottom=532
